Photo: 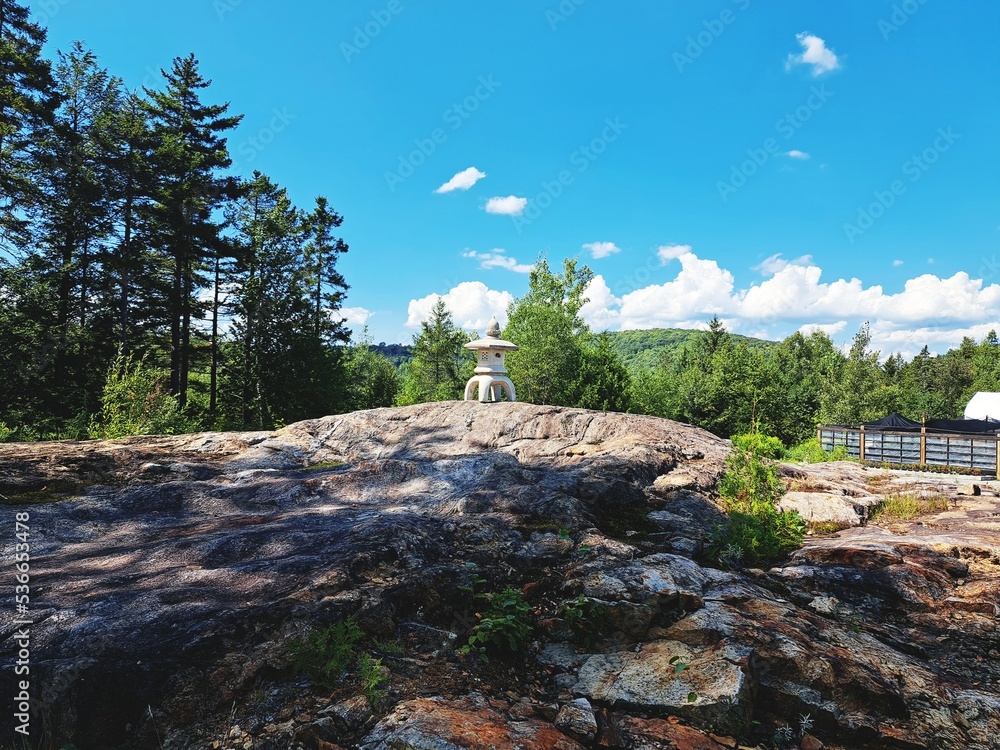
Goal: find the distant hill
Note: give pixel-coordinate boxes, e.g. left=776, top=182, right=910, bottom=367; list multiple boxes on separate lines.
left=605, top=328, right=776, bottom=371
left=370, top=342, right=413, bottom=366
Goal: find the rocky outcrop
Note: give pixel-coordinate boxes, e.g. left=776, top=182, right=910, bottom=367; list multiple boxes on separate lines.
left=1, top=403, right=999, bottom=749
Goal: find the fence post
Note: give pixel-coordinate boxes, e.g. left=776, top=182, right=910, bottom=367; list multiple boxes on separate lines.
left=920, top=426, right=926, bottom=466
left=859, top=426, right=865, bottom=461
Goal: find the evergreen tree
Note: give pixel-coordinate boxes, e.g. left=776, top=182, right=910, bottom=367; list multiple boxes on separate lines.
left=819, top=323, right=900, bottom=425
left=303, top=196, right=349, bottom=340
left=343, top=330, right=400, bottom=411
left=397, top=299, right=471, bottom=404
left=0, top=0, right=57, bottom=251
left=144, top=54, right=242, bottom=408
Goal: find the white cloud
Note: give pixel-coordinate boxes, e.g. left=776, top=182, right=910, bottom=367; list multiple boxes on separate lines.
left=656, top=244, right=692, bottom=264
left=339, top=306, right=373, bottom=326
left=435, top=167, right=486, bottom=194
left=582, top=241, right=622, bottom=259
left=787, top=33, right=841, bottom=75
left=579, top=275, right=622, bottom=331
left=406, top=281, right=514, bottom=331
left=573, top=247, right=1000, bottom=355
left=798, top=321, right=848, bottom=337
left=484, top=195, right=527, bottom=216
left=463, top=249, right=533, bottom=274
left=784, top=149, right=811, bottom=160
left=893, top=259, right=904, bottom=267
left=754, top=253, right=814, bottom=276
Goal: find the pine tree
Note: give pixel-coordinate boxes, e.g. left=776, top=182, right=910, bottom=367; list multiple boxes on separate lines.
left=0, top=0, right=57, bottom=251
left=397, top=299, right=471, bottom=404
left=144, top=54, right=242, bottom=408
left=303, top=196, right=349, bottom=341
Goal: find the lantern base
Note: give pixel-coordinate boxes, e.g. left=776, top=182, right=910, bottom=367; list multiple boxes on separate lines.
left=464, top=374, right=516, bottom=403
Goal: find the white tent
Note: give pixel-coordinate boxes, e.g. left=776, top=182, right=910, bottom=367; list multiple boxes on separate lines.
left=964, top=392, right=1000, bottom=421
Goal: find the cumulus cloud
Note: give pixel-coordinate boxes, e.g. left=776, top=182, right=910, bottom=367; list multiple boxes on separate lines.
left=784, top=149, right=811, bottom=159
left=463, top=249, right=533, bottom=274
left=656, top=244, right=692, bottom=264
left=484, top=195, right=527, bottom=216
left=582, top=241, right=622, bottom=259
left=798, top=321, right=848, bottom=337
left=787, top=33, right=841, bottom=75
left=573, top=247, right=1000, bottom=356
left=339, top=306, right=374, bottom=326
left=435, top=167, right=486, bottom=194
left=406, top=282, right=514, bottom=331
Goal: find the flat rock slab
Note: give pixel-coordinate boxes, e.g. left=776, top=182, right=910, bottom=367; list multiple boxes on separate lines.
left=572, top=640, right=753, bottom=735
left=359, top=695, right=584, bottom=750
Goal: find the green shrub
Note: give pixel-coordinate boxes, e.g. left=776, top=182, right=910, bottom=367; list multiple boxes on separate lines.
left=460, top=587, right=533, bottom=661
left=714, top=447, right=805, bottom=567
left=90, top=353, right=194, bottom=438
left=559, top=595, right=606, bottom=647
left=288, top=618, right=364, bottom=690
left=0, top=422, right=12, bottom=442
left=731, top=432, right=785, bottom=459
left=783, top=438, right=852, bottom=464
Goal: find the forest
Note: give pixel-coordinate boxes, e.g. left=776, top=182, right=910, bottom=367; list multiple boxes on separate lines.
left=3, top=1, right=999, bottom=450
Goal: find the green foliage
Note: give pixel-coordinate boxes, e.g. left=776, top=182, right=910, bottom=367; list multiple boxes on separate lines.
left=869, top=493, right=950, bottom=522
left=288, top=618, right=364, bottom=690
left=343, top=331, right=401, bottom=410
left=0, top=423, right=12, bottom=442
left=783, top=438, right=850, bottom=464
left=732, top=432, right=785, bottom=460
left=559, top=595, right=606, bottom=647
left=714, top=441, right=805, bottom=567
left=357, top=653, right=389, bottom=702
left=505, top=257, right=631, bottom=410
left=460, top=586, right=533, bottom=661
left=90, top=354, right=192, bottom=438
left=397, top=299, right=472, bottom=405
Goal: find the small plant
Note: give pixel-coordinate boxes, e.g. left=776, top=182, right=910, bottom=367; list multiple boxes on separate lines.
left=869, top=492, right=950, bottom=522
left=713, top=441, right=805, bottom=567
left=559, top=595, right=606, bottom=647
left=0, top=421, right=13, bottom=442
left=460, top=587, right=533, bottom=662
left=288, top=618, right=363, bottom=689
left=357, top=653, right=388, bottom=702
left=668, top=655, right=689, bottom=675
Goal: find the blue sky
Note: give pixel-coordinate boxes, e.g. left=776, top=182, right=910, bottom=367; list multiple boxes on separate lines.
left=37, top=0, right=1000, bottom=355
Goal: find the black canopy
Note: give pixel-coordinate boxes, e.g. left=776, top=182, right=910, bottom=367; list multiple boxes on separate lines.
left=861, top=413, right=1000, bottom=435
left=862, top=413, right=922, bottom=431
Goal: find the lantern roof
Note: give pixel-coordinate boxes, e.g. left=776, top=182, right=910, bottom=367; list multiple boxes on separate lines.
left=464, top=316, right=518, bottom=351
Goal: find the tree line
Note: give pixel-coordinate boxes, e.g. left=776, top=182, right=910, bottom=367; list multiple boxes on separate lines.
left=0, top=1, right=377, bottom=437
left=3, top=1, right=997, bottom=444
left=400, top=257, right=1000, bottom=450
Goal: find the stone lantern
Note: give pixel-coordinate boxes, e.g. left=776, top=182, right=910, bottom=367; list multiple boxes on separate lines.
left=463, top=316, right=518, bottom=402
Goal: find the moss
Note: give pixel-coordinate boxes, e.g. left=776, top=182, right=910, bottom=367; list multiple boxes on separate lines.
left=301, top=460, right=346, bottom=471
left=0, top=481, right=86, bottom=505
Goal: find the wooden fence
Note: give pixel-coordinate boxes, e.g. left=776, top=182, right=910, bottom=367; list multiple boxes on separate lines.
left=818, top=426, right=1000, bottom=474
